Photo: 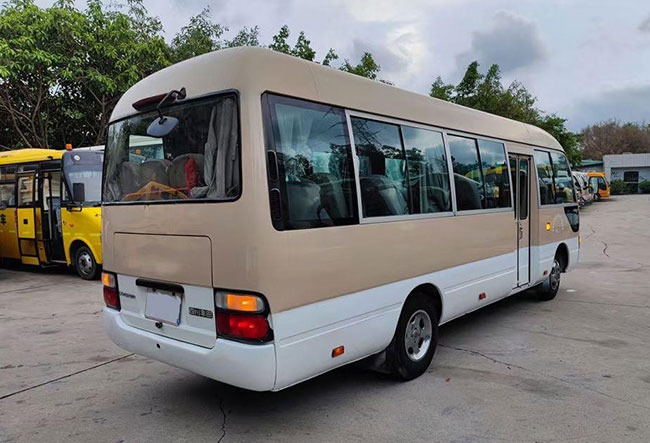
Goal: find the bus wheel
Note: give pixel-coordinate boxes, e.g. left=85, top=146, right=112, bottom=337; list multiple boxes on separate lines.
left=388, top=293, right=439, bottom=381
left=74, top=245, right=99, bottom=280
left=538, top=258, right=562, bottom=301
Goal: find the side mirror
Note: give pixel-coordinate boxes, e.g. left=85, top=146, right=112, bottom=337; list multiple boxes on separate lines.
left=72, top=183, right=85, bottom=203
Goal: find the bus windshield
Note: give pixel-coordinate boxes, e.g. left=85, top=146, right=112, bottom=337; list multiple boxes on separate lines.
left=103, top=93, right=240, bottom=203
left=62, top=150, right=104, bottom=205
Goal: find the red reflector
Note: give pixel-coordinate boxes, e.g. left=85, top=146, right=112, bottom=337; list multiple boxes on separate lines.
left=217, top=312, right=269, bottom=340
left=103, top=286, right=120, bottom=310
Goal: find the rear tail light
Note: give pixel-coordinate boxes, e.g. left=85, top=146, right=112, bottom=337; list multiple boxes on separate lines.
left=214, top=291, right=271, bottom=342
left=102, top=271, right=120, bottom=310
left=216, top=312, right=270, bottom=340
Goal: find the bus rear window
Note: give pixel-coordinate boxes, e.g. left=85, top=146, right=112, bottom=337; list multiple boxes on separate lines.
left=103, top=94, right=240, bottom=203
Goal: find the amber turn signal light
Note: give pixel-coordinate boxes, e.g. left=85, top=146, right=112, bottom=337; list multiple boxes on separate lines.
left=332, top=346, right=345, bottom=358
left=546, top=222, right=552, bottom=231
left=215, top=292, right=265, bottom=313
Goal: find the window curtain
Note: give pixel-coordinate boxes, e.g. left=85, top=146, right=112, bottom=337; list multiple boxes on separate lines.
left=191, top=96, right=238, bottom=199
left=276, top=104, right=315, bottom=180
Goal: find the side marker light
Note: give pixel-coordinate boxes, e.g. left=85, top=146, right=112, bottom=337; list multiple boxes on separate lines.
left=332, top=346, right=345, bottom=358
left=546, top=222, right=552, bottom=231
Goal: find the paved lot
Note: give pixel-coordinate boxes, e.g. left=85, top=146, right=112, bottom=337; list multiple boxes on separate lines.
left=1, top=195, right=649, bottom=443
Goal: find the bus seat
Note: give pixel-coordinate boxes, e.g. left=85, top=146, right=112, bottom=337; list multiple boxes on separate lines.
left=360, top=175, right=408, bottom=216
left=140, top=159, right=171, bottom=186
left=286, top=180, right=330, bottom=227
left=169, top=154, right=205, bottom=189
left=119, top=162, right=143, bottom=195
left=309, top=173, right=347, bottom=220
left=454, top=174, right=482, bottom=210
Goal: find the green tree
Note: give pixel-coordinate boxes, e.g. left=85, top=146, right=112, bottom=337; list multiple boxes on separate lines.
left=225, top=26, right=260, bottom=48
left=322, top=48, right=338, bottom=66
left=169, top=7, right=225, bottom=64
left=0, top=0, right=170, bottom=148
left=292, top=31, right=315, bottom=61
left=429, top=61, right=581, bottom=165
left=341, top=52, right=380, bottom=80
left=268, top=25, right=291, bottom=54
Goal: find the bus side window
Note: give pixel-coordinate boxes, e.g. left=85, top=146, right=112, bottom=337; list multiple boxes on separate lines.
left=351, top=117, right=409, bottom=217
left=265, top=95, right=358, bottom=230
left=550, top=152, right=575, bottom=204
left=477, top=139, right=511, bottom=209
left=402, top=126, right=451, bottom=214
left=534, top=151, right=555, bottom=205
left=448, top=135, right=483, bottom=211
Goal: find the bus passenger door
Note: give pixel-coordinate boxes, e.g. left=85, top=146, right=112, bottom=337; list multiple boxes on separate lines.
left=510, top=155, right=531, bottom=287
left=16, top=172, right=40, bottom=265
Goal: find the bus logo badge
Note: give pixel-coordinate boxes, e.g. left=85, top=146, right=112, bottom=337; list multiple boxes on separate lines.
left=189, top=307, right=213, bottom=319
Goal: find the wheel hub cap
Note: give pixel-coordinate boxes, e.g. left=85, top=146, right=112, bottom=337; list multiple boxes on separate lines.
left=405, top=310, right=433, bottom=362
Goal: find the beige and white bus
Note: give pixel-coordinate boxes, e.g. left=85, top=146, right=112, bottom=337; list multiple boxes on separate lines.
left=101, top=47, right=579, bottom=391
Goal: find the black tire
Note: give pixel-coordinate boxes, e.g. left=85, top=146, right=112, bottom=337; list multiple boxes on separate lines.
left=387, top=293, right=439, bottom=381
left=74, top=245, right=99, bottom=280
left=537, top=257, right=562, bottom=301
left=594, top=192, right=601, bottom=201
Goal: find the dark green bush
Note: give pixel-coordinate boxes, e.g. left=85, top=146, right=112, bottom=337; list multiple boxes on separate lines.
left=610, top=179, right=628, bottom=195
left=639, top=180, right=650, bottom=194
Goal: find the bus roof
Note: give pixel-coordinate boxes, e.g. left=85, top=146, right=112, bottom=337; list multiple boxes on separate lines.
left=0, top=148, right=64, bottom=165
left=111, top=46, right=563, bottom=151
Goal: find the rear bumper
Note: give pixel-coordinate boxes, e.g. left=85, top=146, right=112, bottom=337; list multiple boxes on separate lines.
left=102, top=308, right=276, bottom=391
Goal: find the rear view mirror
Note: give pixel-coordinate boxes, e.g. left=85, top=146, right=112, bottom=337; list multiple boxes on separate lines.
left=147, top=116, right=178, bottom=137
left=73, top=182, right=85, bottom=203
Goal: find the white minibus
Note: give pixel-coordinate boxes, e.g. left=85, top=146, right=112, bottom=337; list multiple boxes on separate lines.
left=101, top=47, right=579, bottom=391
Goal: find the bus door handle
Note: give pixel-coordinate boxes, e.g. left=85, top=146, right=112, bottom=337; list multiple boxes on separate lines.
left=518, top=224, right=524, bottom=240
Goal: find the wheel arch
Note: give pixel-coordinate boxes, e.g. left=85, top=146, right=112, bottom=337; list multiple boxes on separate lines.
left=406, top=283, right=443, bottom=325
left=68, top=239, right=100, bottom=266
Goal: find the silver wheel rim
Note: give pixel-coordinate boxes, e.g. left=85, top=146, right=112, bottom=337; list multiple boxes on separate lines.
left=404, top=309, right=432, bottom=362
left=550, top=259, right=561, bottom=291
left=77, top=251, right=93, bottom=276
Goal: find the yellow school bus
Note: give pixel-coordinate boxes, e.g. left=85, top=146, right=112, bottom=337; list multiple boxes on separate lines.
left=0, top=148, right=103, bottom=279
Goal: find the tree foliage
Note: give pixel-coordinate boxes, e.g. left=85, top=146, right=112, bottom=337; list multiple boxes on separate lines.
left=581, top=121, right=650, bottom=160
left=340, top=52, right=381, bottom=80
left=0, top=0, right=169, bottom=148
left=430, top=62, right=581, bottom=165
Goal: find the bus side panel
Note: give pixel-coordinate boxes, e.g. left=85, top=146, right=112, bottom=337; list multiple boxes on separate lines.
left=62, top=207, right=103, bottom=265
left=531, top=206, right=579, bottom=284
left=272, top=251, right=517, bottom=390
left=0, top=207, right=20, bottom=259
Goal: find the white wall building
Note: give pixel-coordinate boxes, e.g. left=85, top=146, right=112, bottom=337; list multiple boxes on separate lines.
left=604, top=153, right=650, bottom=193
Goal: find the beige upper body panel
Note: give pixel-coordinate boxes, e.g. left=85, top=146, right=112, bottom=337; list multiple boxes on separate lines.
left=105, top=47, right=574, bottom=313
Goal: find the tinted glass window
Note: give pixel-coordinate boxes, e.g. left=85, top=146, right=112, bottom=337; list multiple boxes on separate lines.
left=0, top=182, right=16, bottom=207
left=104, top=94, right=240, bottom=203
left=351, top=117, right=408, bottom=217
left=534, top=151, right=555, bottom=205
left=402, top=126, right=451, bottom=213
left=0, top=165, right=16, bottom=181
left=519, top=158, right=529, bottom=219
left=266, top=95, right=357, bottom=229
left=448, top=135, right=483, bottom=211
left=550, top=152, right=575, bottom=203
left=478, top=140, right=511, bottom=208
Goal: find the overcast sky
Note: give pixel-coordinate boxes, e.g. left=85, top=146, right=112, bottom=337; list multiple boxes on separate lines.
left=38, top=0, right=650, bottom=131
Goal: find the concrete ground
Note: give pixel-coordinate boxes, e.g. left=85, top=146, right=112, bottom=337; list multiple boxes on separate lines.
left=1, top=195, right=649, bottom=443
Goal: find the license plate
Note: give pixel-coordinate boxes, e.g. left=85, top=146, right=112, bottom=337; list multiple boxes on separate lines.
left=145, top=290, right=182, bottom=326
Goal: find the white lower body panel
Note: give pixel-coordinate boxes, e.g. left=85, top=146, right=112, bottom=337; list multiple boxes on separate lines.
left=103, top=238, right=579, bottom=391
left=103, top=308, right=276, bottom=391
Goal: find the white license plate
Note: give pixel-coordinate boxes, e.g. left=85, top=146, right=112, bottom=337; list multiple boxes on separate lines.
left=145, top=290, right=182, bottom=326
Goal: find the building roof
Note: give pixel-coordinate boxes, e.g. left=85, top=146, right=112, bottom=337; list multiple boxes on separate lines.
left=578, top=159, right=604, bottom=167
left=111, top=47, right=563, bottom=152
